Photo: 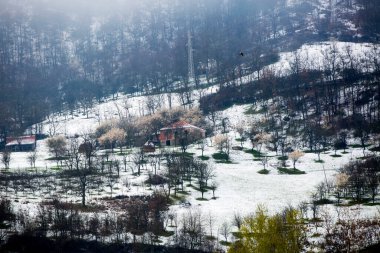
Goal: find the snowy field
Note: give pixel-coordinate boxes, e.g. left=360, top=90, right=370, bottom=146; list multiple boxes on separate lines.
left=4, top=40, right=380, bottom=237
left=238, top=41, right=378, bottom=84
left=34, top=41, right=379, bottom=138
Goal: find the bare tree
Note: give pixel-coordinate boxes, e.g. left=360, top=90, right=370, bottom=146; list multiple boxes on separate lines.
left=260, top=155, right=269, bottom=170
left=213, top=134, right=231, bottom=161
left=46, top=115, right=62, bottom=137
left=27, top=150, right=38, bottom=169
left=46, top=135, right=67, bottom=160
left=253, top=132, right=272, bottom=153
left=235, top=124, right=246, bottom=147
left=233, top=212, right=243, bottom=230
left=1, top=151, right=11, bottom=169
left=198, top=139, right=207, bottom=158
left=176, top=209, right=205, bottom=250
left=98, top=127, right=125, bottom=153
left=131, top=149, right=145, bottom=176
left=106, top=160, right=118, bottom=198
left=220, top=221, right=231, bottom=242
left=289, top=150, right=305, bottom=170
left=210, top=181, right=218, bottom=199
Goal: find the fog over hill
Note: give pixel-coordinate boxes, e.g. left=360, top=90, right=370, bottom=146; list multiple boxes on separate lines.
left=0, top=1, right=380, bottom=252
left=1, top=0, right=378, bottom=137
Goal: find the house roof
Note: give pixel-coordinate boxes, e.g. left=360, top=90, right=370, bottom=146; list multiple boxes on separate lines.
left=143, top=140, right=155, bottom=147
left=160, top=120, right=205, bottom=132
left=6, top=135, right=36, bottom=146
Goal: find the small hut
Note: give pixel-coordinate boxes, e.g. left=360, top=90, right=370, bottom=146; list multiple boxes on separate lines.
left=142, top=140, right=156, bottom=153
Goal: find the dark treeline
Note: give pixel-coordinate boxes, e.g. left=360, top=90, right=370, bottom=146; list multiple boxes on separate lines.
left=0, top=0, right=280, bottom=137
left=0, top=0, right=378, bottom=138
left=200, top=41, right=380, bottom=150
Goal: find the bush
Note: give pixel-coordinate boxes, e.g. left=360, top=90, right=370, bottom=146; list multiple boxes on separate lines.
left=212, top=152, right=229, bottom=161
left=145, top=174, right=167, bottom=185
left=228, top=206, right=306, bottom=253
left=278, top=167, right=305, bottom=175
left=258, top=169, right=270, bottom=174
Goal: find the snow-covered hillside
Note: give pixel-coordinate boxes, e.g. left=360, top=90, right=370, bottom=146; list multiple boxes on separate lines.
left=2, top=40, right=379, bottom=248
left=37, top=41, right=379, bottom=137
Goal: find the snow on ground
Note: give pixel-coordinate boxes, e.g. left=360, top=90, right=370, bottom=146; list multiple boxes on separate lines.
left=5, top=103, right=380, bottom=238
left=168, top=105, right=379, bottom=234
left=34, top=41, right=378, bottom=138
left=7, top=140, right=55, bottom=170
left=4, top=40, right=379, bottom=237
left=238, top=41, right=378, bottom=85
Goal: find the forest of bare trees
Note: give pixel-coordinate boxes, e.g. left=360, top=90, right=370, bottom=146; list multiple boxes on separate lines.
left=1, top=0, right=378, bottom=142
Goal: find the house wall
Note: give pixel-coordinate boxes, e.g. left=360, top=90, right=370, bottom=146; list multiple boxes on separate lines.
left=159, top=127, right=205, bottom=146
left=6, top=143, right=36, bottom=152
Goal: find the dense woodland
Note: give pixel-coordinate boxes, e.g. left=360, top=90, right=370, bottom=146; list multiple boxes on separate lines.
left=0, top=0, right=379, bottom=139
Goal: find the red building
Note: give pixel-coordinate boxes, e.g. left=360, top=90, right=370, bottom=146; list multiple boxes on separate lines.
left=158, top=121, right=205, bottom=146
left=5, top=135, right=36, bottom=151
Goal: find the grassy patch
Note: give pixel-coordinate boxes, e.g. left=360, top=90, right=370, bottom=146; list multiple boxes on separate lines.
left=356, top=156, right=371, bottom=160
left=349, top=144, right=369, bottom=148
left=347, top=198, right=372, bottom=206
left=45, top=156, right=69, bottom=161
left=177, top=190, right=190, bottom=195
left=277, top=167, right=305, bottom=175
left=314, top=159, right=325, bottom=163
left=369, top=146, right=380, bottom=152
left=258, top=169, right=270, bottom=174
left=174, top=152, right=195, bottom=157
left=330, top=154, right=342, bottom=158
left=314, top=198, right=334, bottom=205
left=244, top=149, right=263, bottom=158
left=190, top=185, right=208, bottom=192
left=116, top=151, right=131, bottom=156
left=205, top=235, right=217, bottom=241
left=170, top=194, right=187, bottom=203
left=232, top=146, right=244, bottom=151
left=309, top=218, right=323, bottom=222
left=156, top=230, right=175, bottom=237
left=338, top=199, right=372, bottom=207
left=278, top=156, right=288, bottom=161
left=363, top=202, right=380, bottom=206
left=216, top=160, right=234, bottom=164
left=50, top=166, right=62, bottom=171
left=212, top=152, right=229, bottom=160
left=198, top=155, right=210, bottom=161
left=232, top=232, right=243, bottom=239
left=220, top=240, right=232, bottom=246
left=196, top=197, right=208, bottom=201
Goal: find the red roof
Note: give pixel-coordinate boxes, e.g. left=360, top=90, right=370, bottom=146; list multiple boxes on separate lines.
left=160, top=121, right=205, bottom=131
left=6, top=135, right=36, bottom=146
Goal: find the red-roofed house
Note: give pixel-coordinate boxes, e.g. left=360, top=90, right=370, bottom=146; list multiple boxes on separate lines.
left=5, top=135, right=36, bottom=151
left=158, top=121, right=205, bottom=146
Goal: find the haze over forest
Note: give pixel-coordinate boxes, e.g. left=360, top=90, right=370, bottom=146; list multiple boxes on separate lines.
left=0, top=0, right=380, bottom=252
left=1, top=0, right=378, bottom=136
